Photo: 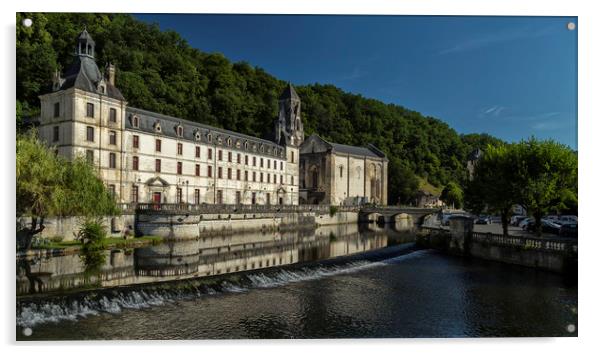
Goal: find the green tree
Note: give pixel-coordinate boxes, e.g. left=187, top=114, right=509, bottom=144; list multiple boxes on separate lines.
left=16, top=132, right=118, bottom=250
left=465, top=144, right=520, bottom=236
left=514, top=138, right=578, bottom=236
left=441, top=182, right=463, bottom=209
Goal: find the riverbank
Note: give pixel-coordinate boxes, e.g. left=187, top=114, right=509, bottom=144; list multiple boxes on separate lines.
left=417, top=220, right=577, bottom=275
left=17, top=235, right=165, bottom=261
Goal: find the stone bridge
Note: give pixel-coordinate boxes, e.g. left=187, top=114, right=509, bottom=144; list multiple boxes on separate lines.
left=358, top=206, right=440, bottom=227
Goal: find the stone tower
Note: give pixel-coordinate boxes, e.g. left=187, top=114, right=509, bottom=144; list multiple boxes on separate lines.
left=275, top=83, right=304, bottom=147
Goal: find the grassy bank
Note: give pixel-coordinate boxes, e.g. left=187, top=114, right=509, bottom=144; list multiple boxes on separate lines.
left=31, top=235, right=165, bottom=251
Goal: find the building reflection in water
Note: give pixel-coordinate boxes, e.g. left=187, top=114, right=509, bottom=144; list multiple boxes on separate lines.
left=17, top=223, right=413, bottom=296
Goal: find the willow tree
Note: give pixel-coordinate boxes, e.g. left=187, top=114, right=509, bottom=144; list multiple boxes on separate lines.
left=16, top=132, right=118, bottom=249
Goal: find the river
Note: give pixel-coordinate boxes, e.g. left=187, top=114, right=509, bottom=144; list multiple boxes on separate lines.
left=16, top=223, right=577, bottom=339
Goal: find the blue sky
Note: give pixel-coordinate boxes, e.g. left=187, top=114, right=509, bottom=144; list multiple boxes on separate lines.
left=136, top=14, right=578, bottom=149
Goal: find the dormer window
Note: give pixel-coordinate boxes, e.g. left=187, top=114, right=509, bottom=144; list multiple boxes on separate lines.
left=260, top=145, right=265, bottom=153
left=132, top=115, right=139, bottom=128
left=227, top=138, right=232, bottom=147
left=177, top=125, right=184, bottom=137
left=207, top=133, right=212, bottom=143
left=154, top=121, right=162, bottom=133
left=235, top=140, right=241, bottom=149
left=99, top=85, right=105, bottom=94
left=194, top=130, right=201, bottom=141
left=244, top=141, right=249, bottom=150
left=217, top=136, right=223, bottom=145
left=252, top=143, right=257, bottom=152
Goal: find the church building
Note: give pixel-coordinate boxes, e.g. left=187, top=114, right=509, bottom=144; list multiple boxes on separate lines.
left=298, top=134, right=388, bottom=206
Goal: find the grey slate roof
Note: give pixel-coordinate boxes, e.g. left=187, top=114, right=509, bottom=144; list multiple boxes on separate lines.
left=125, top=106, right=286, bottom=159
left=330, top=142, right=385, bottom=159
left=279, top=83, right=300, bottom=100
left=59, top=56, right=125, bottom=101
left=303, top=134, right=387, bottom=159
left=468, top=148, right=482, bottom=161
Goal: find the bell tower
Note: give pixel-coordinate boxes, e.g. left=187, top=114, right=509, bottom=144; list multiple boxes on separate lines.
left=275, top=83, right=304, bottom=147
left=76, top=27, right=95, bottom=58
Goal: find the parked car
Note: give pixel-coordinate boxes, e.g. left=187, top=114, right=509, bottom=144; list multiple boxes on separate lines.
left=559, top=215, right=578, bottom=224
left=511, top=215, right=528, bottom=226
left=525, top=219, right=561, bottom=234
left=559, top=223, right=578, bottom=238
left=475, top=215, right=492, bottom=225
left=519, top=217, right=533, bottom=230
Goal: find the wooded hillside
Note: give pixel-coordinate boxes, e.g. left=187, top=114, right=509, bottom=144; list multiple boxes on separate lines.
left=16, top=12, right=505, bottom=204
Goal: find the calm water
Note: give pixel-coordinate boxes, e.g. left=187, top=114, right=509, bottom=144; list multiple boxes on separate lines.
left=16, top=224, right=577, bottom=339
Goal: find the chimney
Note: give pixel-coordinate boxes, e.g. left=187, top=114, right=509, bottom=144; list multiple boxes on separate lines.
left=52, top=68, right=63, bottom=91
left=106, top=63, right=116, bottom=85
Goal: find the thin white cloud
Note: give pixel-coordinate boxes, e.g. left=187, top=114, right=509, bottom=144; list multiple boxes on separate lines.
left=341, top=66, right=366, bottom=81
left=479, top=105, right=507, bottom=118
left=438, top=24, right=558, bottom=55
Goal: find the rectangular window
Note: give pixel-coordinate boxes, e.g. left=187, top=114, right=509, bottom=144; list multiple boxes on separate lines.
left=218, top=167, right=223, bottom=179
left=53, top=102, right=60, bottom=118
left=208, top=165, right=213, bottom=178
left=195, top=164, right=200, bottom=176
left=237, top=153, right=241, bottom=164
left=218, top=150, right=223, bottom=161
left=194, top=189, right=200, bottom=205
left=260, top=158, right=264, bottom=168
left=109, top=131, right=117, bottom=145
left=260, top=172, right=263, bottom=183
left=155, top=159, right=161, bottom=172
left=227, top=168, right=232, bottom=179
left=253, top=156, right=256, bottom=166
left=176, top=143, right=182, bottom=155
left=208, top=148, right=213, bottom=160
left=291, top=176, right=294, bottom=185
left=195, top=146, right=200, bottom=158
left=131, top=185, right=138, bottom=203
left=86, top=126, right=94, bottom=142
left=267, top=174, right=271, bottom=183
left=86, top=150, right=94, bottom=164
left=266, top=193, right=271, bottom=205
left=274, top=160, right=277, bottom=170
left=155, top=139, right=161, bottom=152
left=252, top=171, right=256, bottom=182
left=216, top=190, right=223, bottom=204
left=245, top=155, right=249, bottom=165
left=267, top=159, right=271, bottom=169
left=109, top=153, right=116, bottom=169
left=245, top=170, right=248, bottom=181
left=108, top=184, right=116, bottom=199
left=177, top=162, right=183, bottom=175
left=236, top=169, right=241, bottom=180
left=176, top=188, right=183, bottom=204
left=132, top=156, right=139, bottom=171
left=133, top=135, right=139, bottom=148
left=291, top=151, right=295, bottom=163
left=280, top=175, right=283, bottom=184
left=109, top=108, right=117, bottom=123
left=52, top=126, right=59, bottom=142
left=228, top=151, right=232, bottom=162
left=235, top=191, right=241, bottom=205
left=86, top=103, right=94, bottom=117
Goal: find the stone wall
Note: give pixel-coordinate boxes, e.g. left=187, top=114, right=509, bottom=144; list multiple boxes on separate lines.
left=17, top=214, right=136, bottom=242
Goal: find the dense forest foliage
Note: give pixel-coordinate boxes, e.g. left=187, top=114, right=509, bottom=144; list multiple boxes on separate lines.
left=16, top=12, right=505, bottom=204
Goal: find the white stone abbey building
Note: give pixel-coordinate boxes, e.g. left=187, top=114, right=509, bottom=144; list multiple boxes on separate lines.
left=36, top=30, right=387, bottom=206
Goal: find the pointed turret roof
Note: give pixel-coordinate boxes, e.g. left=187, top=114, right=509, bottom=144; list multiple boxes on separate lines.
left=77, top=28, right=95, bottom=44
left=279, top=83, right=300, bottom=100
